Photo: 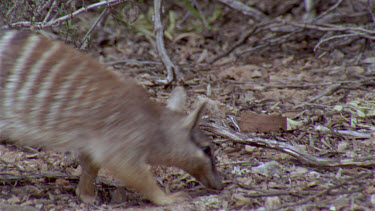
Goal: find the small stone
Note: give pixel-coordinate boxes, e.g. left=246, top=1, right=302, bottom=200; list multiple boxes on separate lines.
left=245, top=145, right=256, bottom=152
left=265, top=196, right=281, bottom=209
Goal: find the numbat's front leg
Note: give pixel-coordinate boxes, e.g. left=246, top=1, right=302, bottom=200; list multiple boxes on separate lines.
left=76, top=153, right=99, bottom=203
left=111, top=162, right=190, bottom=205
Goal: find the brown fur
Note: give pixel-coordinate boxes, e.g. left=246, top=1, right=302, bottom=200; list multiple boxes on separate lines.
left=0, top=30, right=222, bottom=205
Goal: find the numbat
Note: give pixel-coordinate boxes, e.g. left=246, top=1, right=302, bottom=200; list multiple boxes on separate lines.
left=0, top=30, right=222, bottom=205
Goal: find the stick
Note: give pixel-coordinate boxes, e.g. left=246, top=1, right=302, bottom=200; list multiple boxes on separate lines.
left=9, top=0, right=126, bottom=29
left=216, top=0, right=269, bottom=21
left=153, top=0, right=184, bottom=83
left=293, top=84, right=342, bottom=109
left=203, top=123, right=375, bottom=167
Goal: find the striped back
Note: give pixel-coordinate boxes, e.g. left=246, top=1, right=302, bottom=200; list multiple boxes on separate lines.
left=0, top=30, right=160, bottom=147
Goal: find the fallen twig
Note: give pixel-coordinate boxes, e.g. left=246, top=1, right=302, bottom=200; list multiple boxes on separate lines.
left=312, top=0, right=343, bottom=23
left=203, top=123, right=375, bottom=167
left=234, top=20, right=375, bottom=58
left=8, top=0, right=126, bottom=29
left=315, top=125, right=374, bottom=139
left=271, top=171, right=372, bottom=210
left=239, top=29, right=302, bottom=56
left=225, top=77, right=375, bottom=89
left=216, top=0, right=269, bottom=21
left=0, top=171, right=73, bottom=181
left=285, top=21, right=375, bottom=35
left=191, top=0, right=208, bottom=28
left=79, top=7, right=110, bottom=50
left=293, top=84, right=342, bottom=109
left=209, top=25, right=259, bottom=64
left=105, top=59, right=162, bottom=66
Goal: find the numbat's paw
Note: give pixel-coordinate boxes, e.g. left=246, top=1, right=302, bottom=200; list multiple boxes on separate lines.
left=76, top=187, right=96, bottom=203
left=151, top=192, right=191, bottom=206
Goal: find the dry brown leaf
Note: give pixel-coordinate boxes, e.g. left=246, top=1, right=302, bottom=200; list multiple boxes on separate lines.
left=239, top=111, right=287, bottom=132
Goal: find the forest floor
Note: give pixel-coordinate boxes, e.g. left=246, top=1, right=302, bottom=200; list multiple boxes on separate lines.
left=1, top=0, right=375, bottom=210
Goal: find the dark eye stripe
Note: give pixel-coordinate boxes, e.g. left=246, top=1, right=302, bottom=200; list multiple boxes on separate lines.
left=190, top=132, right=212, bottom=157
left=202, top=146, right=211, bottom=156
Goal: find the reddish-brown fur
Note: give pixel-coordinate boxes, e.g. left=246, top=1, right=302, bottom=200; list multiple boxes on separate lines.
left=0, top=30, right=222, bottom=205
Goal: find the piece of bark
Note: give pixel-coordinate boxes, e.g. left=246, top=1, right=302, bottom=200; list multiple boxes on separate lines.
left=239, top=111, right=287, bottom=132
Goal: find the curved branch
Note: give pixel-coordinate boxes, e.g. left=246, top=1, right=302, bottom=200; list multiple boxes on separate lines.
left=8, top=0, right=125, bottom=29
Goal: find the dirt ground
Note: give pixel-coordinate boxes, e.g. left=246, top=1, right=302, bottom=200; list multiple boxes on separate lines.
left=1, top=0, right=375, bottom=210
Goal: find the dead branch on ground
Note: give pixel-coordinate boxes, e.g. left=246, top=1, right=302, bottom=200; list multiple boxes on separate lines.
left=235, top=20, right=375, bottom=58
left=293, top=84, right=342, bottom=109
left=216, top=0, right=269, bottom=21
left=5, top=0, right=126, bottom=29
left=203, top=123, right=375, bottom=168
left=270, top=171, right=372, bottom=210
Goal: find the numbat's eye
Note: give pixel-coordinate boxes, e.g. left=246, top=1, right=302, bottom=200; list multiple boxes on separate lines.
left=202, top=146, right=211, bottom=156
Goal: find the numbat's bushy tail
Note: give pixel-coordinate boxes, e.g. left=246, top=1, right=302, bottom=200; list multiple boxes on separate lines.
left=0, top=30, right=222, bottom=205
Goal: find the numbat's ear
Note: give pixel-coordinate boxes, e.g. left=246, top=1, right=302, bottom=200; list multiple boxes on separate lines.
left=167, top=87, right=187, bottom=112
left=183, top=101, right=207, bottom=130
